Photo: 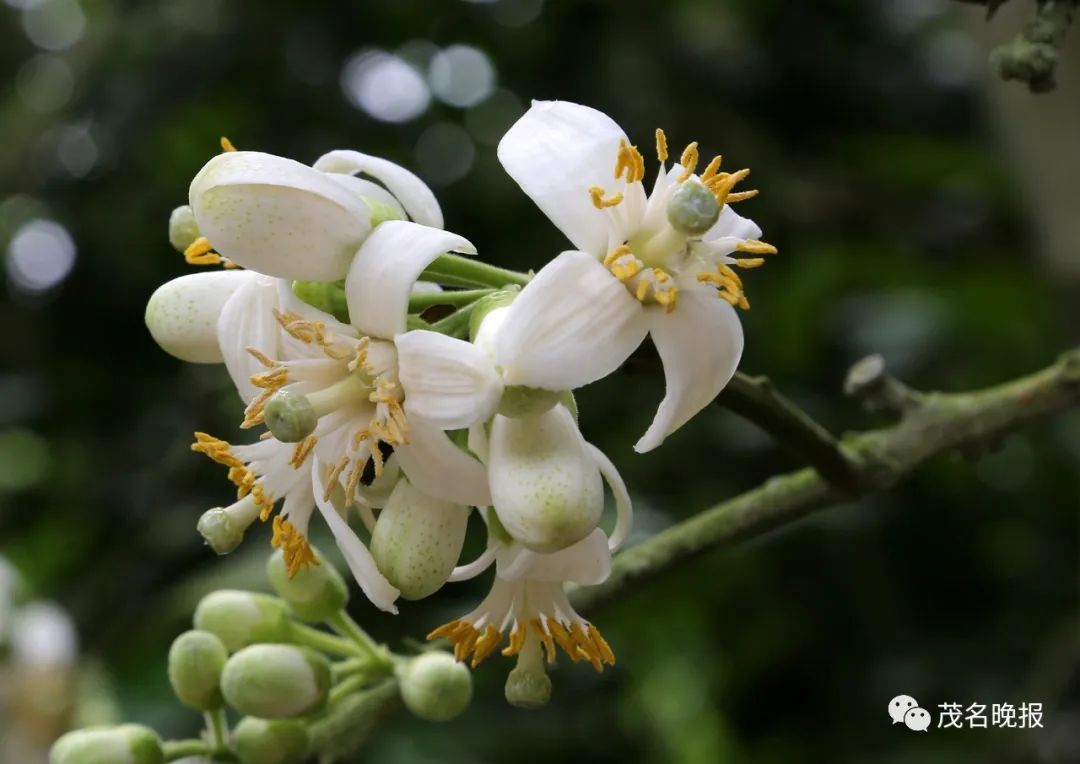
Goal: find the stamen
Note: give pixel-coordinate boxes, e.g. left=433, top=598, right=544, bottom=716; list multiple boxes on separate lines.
left=182, top=236, right=238, bottom=269
left=470, top=625, right=503, bottom=667
left=220, top=136, right=237, bottom=152
left=273, top=310, right=352, bottom=361
left=735, top=239, right=778, bottom=255
left=707, top=167, right=751, bottom=206
left=501, top=624, right=527, bottom=657
left=270, top=516, right=317, bottom=577
left=655, top=128, right=668, bottom=163
left=588, top=186, right=624, bottom=209
left=700, top=155, right=723, bottom=182
left=726, top=189, right=759, bottom=203
left=323, top=456, right=350, bottom=501
left=613, top=138, right=645, bottom=183
left=530, top=619, right=557, bottom=665
left=246, top=347, right=277, bottom=369
left=191, top=432, right=275, bottom=520
left=731, top=257, right=765, bottom=269
left=289, top=436, right=317, bottom=468
left=677, top=142, right=699, bottom=182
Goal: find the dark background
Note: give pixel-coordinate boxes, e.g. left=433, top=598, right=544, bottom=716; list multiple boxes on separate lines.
left=1, top=0, right=1078, bottom=762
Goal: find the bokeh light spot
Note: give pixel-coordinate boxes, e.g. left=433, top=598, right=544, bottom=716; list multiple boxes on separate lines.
left=415, top=122, right=476, bottom=186
left=20, top=0, right=86, bottom=51
left=15, top=54, right=74, bottom=113
left=429, top=45, right=496, bottom=108
left=341, top=49, right=431, bottom=123
left=6, top=219, right=77, bottom=295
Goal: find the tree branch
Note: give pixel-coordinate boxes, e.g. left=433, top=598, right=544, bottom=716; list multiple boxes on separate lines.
left=572, top=348, right=1080, bottom=613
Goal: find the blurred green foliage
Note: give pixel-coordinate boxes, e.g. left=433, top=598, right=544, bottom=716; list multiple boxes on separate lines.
left=0, top=0, right=1077, bottom=762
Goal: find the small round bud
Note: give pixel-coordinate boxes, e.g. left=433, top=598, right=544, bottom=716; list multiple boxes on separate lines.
left=168, top=205, right=201, bottom=252
left=197, top=496, right=260, bottom=555
left=497, top=385, right=562, bottom=418
left=266, top=548, right=348, bottom=623
left=263, top=391, right=318, bottom=443
left=370, top=479, right=469, bottom=601
left=193, top=590, right=291, bottom=653
left=397, top=652, right=473, bottom=722
left=233, top=717, right=309, bottom=764
left=50, top=725, right=164, bottom=764
left=221, top=644, right=331, bottom=719
left=666, top=180, right=720, bottom=235
left=145, top=271, right=253, bottom=364
left=167, top=630, right=228, bottom=710
left=505, top=664, right=552, bottom=709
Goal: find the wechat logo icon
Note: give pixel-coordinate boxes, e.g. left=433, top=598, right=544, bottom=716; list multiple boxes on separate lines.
left=889, top=695, right=930, bottom=732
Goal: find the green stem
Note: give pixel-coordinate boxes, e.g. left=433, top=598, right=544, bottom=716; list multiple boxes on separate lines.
left=327, top=611, right=393, bottom=670
left=408, top=288, right=494, bottom=311
left=328, top=672, right=371, bottom=705
left=331, top=657, right=369, bottom=680
left=203, top=708, right=229, bottom=754
left=163, top=739, right=211, bottom=761
left=291, top=622, right=365, bottom=657
left=428, top=300, right=481, bottom=339
left=421, top=254, right=530, bottom=289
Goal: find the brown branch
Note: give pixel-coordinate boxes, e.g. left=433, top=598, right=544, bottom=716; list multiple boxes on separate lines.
left=573, top=348, right=1080, bottom=613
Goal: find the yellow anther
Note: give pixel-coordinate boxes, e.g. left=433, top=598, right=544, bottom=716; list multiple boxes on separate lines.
left=271, top=516, right=317, bottom=577
left=191, top=432, right=276, bottom=519
left=470, top=625, right=503, bottom=667
left=289, top=436, right=316, bottom=469
left=589, top=186, right=624, bottom=209
left=246, top=347, right=277, bottom=369
left=613, top=138, right=645, bottom=183
left=735, top=239, right=778, bottom=255
left=655, top=128, right=668, bottom=163
left=603, top=244, right=632, bottom=267
left=700, top=155, right=723, bottom=182
left=635, top=278, right=650, bottom=301
left=273, top=310, right=351, bottom=360
left=732, top=257, right=765, bottom=269
left=677, top=142, right=699, bottom=182
left=589, top=625, right=616, bottom=666
left=708, top=167, right=752, bottom=206
left=726, top=189, right=759, bottom=202
left=501, top=624, right=527, bottom=657
left=220, top=136, right=237, bottom=152
left=531, top=620, right=557, bottom=664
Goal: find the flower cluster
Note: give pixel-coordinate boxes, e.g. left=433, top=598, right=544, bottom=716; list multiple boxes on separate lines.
left=146, top=100, right=774, bottom=702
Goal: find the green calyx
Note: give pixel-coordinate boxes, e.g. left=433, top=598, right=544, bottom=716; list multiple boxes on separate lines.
left=468, top=286, right=520, bottom=339
left=666, top=179, right=720, bottom=235
left=291, top=280, right=350, bottom=324
left=362, top=195, right=404, bottom=227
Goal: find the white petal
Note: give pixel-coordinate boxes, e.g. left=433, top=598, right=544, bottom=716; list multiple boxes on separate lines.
left=313, top=149, right=443, bottom=229
left=394, top=419, right=491, bottom=507
left=704, top=204, right=762, bottom=243
left=448, top=545, right=496, bottom=582
left=634, top=283, right=744, bottom=452
left=396, top=330, right=503, bottom=429
left=311, top=462, right=400, bottom=613
left=521, top=528, right=611, bottom=585
left=326, top=174, right=406, bottom=221
left=584, top=443, right=633, bottom=552
left=217, top=273, right=283, bottom=401
left=145, top=270, right=256, bottom=364
left=345, top=221, right=476, bottom=339
left=494, top=250, right=649, bottom=389
left=498, top=100, right=646, bottom=255
left=189, top=151, right=372, bottom=281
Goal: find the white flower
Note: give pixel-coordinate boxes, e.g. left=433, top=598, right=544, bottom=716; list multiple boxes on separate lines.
left=193, top=222, right=490, bottom=612
left=494, top=100, right=777, bottom=452
left=187, top=146, right=441, bottom=281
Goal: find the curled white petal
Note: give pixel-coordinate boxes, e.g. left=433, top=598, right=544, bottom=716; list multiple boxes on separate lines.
left=448, top=545, right=497, bottom=582
left=394, top=418, right=491, bottom=507
left=704, top=204, right=763, bottom=243
left=634, top=283, right=744, bottom=452
left=520, top=528, right=611, bottom=586
left=494, top=250, right=649, bottom=389
left=145, top=269, right=255, bottom=364
left=585, top=443, right=633, bottom=552
left=189, top=151, right=372, bottom=281
left=498, top=100, right=645, bottom=255
left=311, top=463, right=400, bottom=613
left=217, top=273, right=283, bottom=402
left=313, top=149, right=443, bottom=228
left=396, top=330, right=503, bottom=429
left=345, top=221, right=476, bottom=339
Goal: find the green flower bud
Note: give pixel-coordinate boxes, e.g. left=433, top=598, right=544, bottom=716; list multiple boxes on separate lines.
left=370, top=478, right=470, bottom=601
left=221, top=644, right=331, bottom=719
left=666, top=180, right=720, bottom=235
left=193, top=590, right=291, bottom=653
left=233, top=717, right=309, bottom=764
left=168, top=205, right=201, bottom=253
left=266, top=547, right=348, bottom=623
left=263, top=391, right=318, bottom=443
left=50, top=725, right=163, bottom=764
left=497, top=385, right=562, bottom=418
left=291, top=280, right=350, bottom=324
left=167, top=630, right=228, bottom=711
left=397, top=652, right=473, bottom=722
left=197, top=496, right=261, bottom=555
left=468, top=286, right=520, bottom=340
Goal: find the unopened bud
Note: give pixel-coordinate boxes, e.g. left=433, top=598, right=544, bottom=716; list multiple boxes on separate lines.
left=263, top=390, right=317, bottom=443
left=145, top=271, right=254, bottom=364
left=370, top=478, right=469, bottom=600
left=167, top=630, right=227, bottom=710
left=397, top=651, right=473, bottom=722
left=168, top=205, right=201, bottom=252
left=221, top=644, right=330, bottom=719
left=50, top=725, right=163, bottom=764
left=193, top=590, right=291, bottom=653
left=488, top=405, right=603, bottom=552
left=197, top=495, right=261, bottom=555
left=266, top=547, right=348, bottom=623
left=233, top=717, right=309, bottom=764
left=666, top=180, right=719, bottom=235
